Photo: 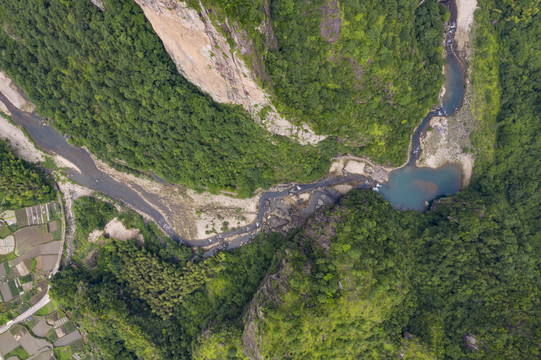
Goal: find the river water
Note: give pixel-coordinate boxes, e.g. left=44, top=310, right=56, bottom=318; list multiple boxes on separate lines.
left=0, top=92, right=182, bottom=242
left=378, top=0, right=465, bottom=211
left=1, top=0, right=467, bottom=245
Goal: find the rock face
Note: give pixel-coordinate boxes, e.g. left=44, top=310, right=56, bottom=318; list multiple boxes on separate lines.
left=242, top=257, right=293, bottom=360
left=462, top=333, right=480, bottom=351
left=133, top=0, right=326, bottom=145
left=90, top=0, right=104, bottom=11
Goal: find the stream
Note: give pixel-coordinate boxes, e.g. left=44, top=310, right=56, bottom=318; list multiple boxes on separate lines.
left=1, top=0, right=467, bottom=248
left=378, top=0, right=465, bottom=211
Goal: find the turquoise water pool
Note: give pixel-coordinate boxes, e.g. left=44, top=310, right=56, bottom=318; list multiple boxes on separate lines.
left=378, top=164, right=462, bottom=211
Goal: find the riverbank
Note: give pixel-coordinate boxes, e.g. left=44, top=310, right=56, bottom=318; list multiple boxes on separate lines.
left=0, top=0, right=477, bottom=249
left=455, top=0, right=478, bottom=57
left=90, top=155, right=260, bottom=241
left=0, top=64, right=458, bottom=251
left=0, top=106, right=95, bottom=266
left=0, top=114, right=44, bottom=163
left=416, top=0, right=478, bottom=187
left=416, top=108, right=475, bottom=187
left=0, top=71, right=35, bottom=114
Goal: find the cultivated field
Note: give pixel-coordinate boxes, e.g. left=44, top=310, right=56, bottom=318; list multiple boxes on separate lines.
left=14, top=227, right=42, bottom=255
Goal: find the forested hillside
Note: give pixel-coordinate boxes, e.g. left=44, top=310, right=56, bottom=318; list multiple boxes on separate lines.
left=0, top=140, right=55, bottom=207
left=195, top=2, right=541, bottom=353
left=216, top=0, right=539, bottom=357
left=197, top=0, right=447, bottom=164
left=0, top=0, right=450, bottom=197
left=49, top=0, right=541, bottom=358
left=0, top=0, right=341, bottom=196
left=51, top=231, right=283, bottom=359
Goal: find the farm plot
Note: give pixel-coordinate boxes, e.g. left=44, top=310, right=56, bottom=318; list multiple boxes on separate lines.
left=0, top=331, right=18, bottom=356
left=0, top=221, right=11, bottom=238
left=0, top=235, right=14, bottom=254
left=26, top=205, right=46, bottom=226
left=14, top=227, right=43, bottom=255
left=9, top=242, right=61, bottom=269
left=54, top=330, right=81, bottom=347
left=0, top=210, right=16, bottom=226
left=14, top=209, right=28, bottom=228
left=36, top=255, right=57, bottom=272
left=41, top=225, right=53, bottom=243
left=31, top=318, right=52, bottom=337
left=48, top=220, right=62, bottom=241
left=15, top=202, right=59, bottom=228
left=16, top=328, right=51, bottom=356
left=0, top=282, right=13, bottom=302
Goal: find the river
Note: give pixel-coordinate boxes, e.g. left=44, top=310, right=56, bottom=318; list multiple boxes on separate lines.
left=1, top=0, right=467, bottom=248
left=378, top=0, right=465, bottom=211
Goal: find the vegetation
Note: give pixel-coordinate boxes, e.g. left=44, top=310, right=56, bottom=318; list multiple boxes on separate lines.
left=197, top=0, right=540, bottom=357
left=5, top=346, right=30, bottom=360
left=239, top=193, right=418, bottom=359
left=468, top=2, right=501, bottom=169
left=51, top=222, right=283, bottom=359
left=192, top=325, right=249, bottom=360
left=198, top=0, right=447, bottom=164
left=0, top=0, right=344, bottom=196
left=0, top=140, right=55, bottom=208
left=39, top=0, right=541, bottom=359
left=72, top=196, right=118, bottom=242
left=70, top=196, right=192, bottom=265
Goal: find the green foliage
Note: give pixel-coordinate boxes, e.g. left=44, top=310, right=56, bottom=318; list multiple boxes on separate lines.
left=34, top=301, right=56, bottom=316
left=0, top=140, right=55, bottom=208
left=199, top=0, right=446, bottom=164
left=239, top=192, right=418, bottom=359
left=50, top=234, right=283, bottom=359
left=5, top=346, right=30, bottom=360
left=0, top=220, right=11, bottom=238
left=469, top=4, right=501, bottom=170
left=70, top=196, right=193, bottom=271
left=53, top=346, right=74, bottom=360
left=0, top=0, right=339, bottom=195
left=226, top=1, right=541, bottom=357
left=72, top=196, right=118, bottom=242
left=33, top=1, right=541, bottom=359
left=192, top=325, right=248, bottom=360
left=119, top=211, right=192, bottom=263
left=19, top=274, right=31, bottom=283
left=101, top=240, right=225, bottom=318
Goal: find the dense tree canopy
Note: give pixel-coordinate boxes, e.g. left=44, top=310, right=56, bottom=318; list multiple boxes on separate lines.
left=213, top=0, right=541, bottom=357
left=72, top=196, right=119, bottom=241
left=0, top=140, right=55, bottom=207
left=0, top=0, right=340, bottom=196
left=199, top=0, right=447, bottom=164
left=49, top=0, right=541, bottom=358
left=51, top=229, right=283, bottom=359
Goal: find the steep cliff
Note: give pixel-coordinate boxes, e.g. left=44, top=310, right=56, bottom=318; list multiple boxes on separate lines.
left=133, top=0, right=326, bottom=145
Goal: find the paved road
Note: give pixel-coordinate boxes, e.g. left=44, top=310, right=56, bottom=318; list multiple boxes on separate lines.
left=0, top=291, right=50, bottom=334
